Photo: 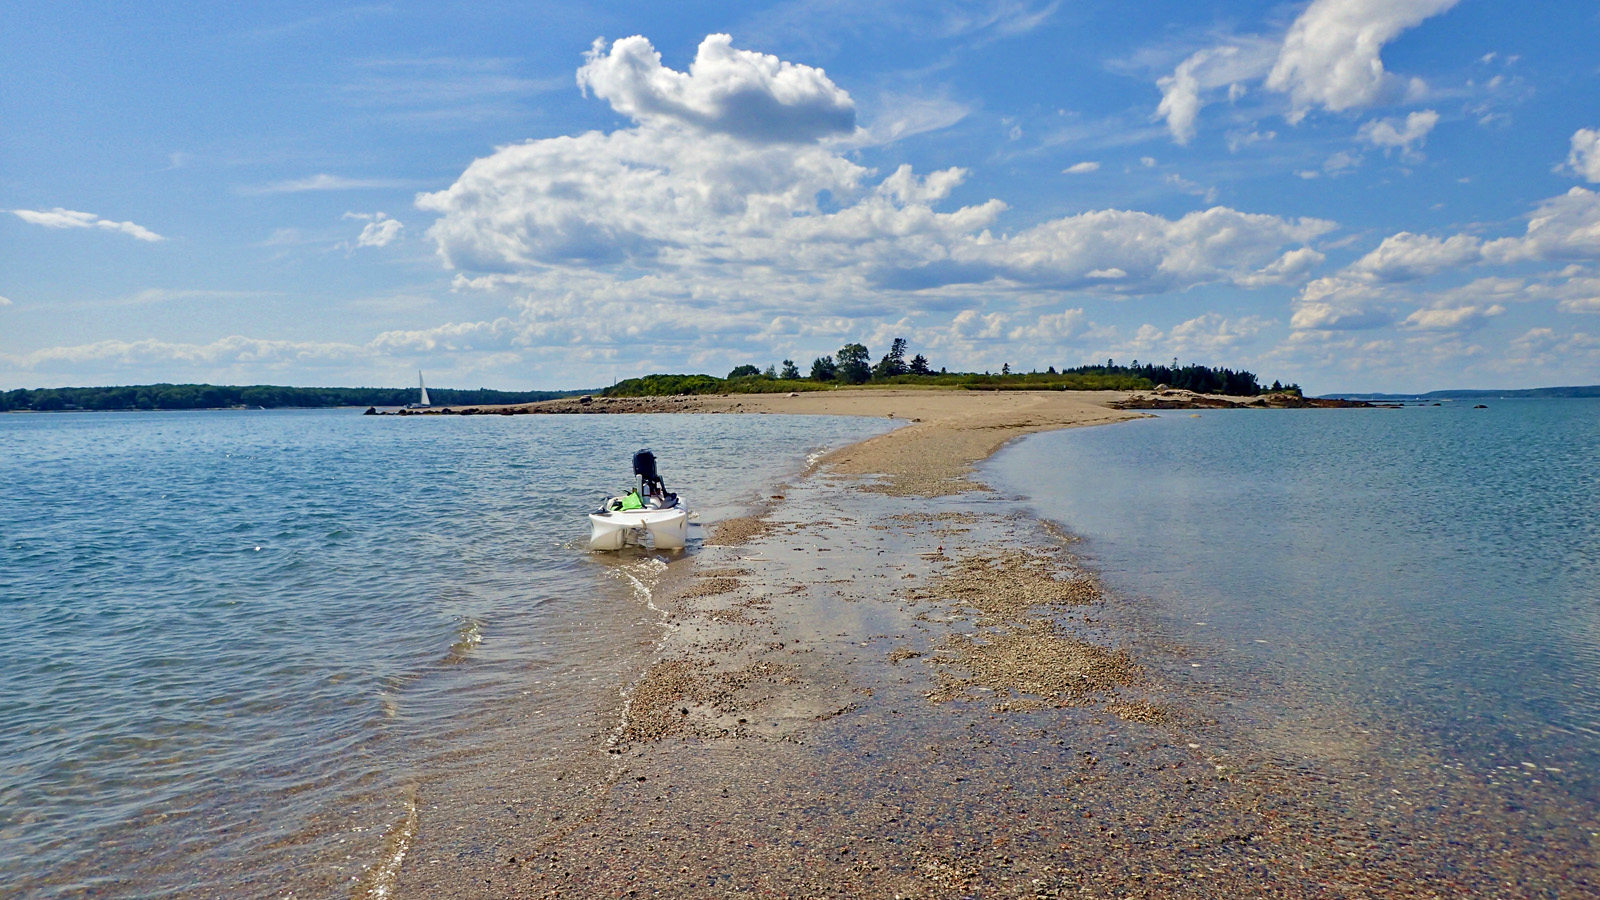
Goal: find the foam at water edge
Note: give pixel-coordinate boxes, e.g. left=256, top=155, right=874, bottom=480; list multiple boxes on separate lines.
left=606, top=557, right=671, bottom=752
left=354, top=790, right=418, bottom=900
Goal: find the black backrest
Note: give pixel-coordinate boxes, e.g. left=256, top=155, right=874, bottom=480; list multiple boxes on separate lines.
left=633, top=449, right=659, bottom=481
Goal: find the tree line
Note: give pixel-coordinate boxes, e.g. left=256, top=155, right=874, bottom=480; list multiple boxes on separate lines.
left=1061, top=360, right=1295, bottom=396
left=0, top=383, right=578, bottom=412
left=605, top=340, right=1287, bottom=397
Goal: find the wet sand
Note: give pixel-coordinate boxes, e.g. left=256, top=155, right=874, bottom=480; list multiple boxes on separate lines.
left=391, top=390, right=1596, bottom=899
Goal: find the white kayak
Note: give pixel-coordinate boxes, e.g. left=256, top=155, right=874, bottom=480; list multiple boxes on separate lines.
left=588, top=497, right=690, bottom=551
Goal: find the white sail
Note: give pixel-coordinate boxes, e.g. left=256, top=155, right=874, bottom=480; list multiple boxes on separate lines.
left=417, top=371, right=431, bottom=407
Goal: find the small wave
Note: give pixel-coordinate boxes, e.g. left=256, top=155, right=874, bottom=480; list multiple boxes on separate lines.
left=442, top=618, right=483, bottom=664
left=352, top=789, right=419, bottom=900
left=615, top=557, right=667, bottom=610
left=604, top=558, right=671, bottom=752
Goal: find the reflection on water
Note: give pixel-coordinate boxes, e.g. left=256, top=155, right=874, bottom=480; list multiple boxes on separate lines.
left=0, top=408, right=892, bottom=898
left=988, top=400, right=1600, bottom=805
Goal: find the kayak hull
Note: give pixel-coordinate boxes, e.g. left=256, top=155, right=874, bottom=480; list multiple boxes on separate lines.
left=589, top=505, right=689, bottom=551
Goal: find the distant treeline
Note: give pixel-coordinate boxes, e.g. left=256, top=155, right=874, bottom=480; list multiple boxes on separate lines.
left=1060, top=360, right=1291, bottom=397
left=0, top=383, right=582, bottom=412
left=1334, top=385, right=1600, bottom=400
left=604, top=340, right=1285, bottom=398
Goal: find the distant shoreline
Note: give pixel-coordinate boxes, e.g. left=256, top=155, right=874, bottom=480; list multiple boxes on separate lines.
left=1, top=405, right=377, bottom=414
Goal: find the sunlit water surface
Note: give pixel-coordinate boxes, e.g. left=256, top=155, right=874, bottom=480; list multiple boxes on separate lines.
left=0, top=408, right=893, bottom=898
left=990, top=400, right=1600, bottom=807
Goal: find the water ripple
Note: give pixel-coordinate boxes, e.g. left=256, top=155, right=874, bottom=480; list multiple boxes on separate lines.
left=0, top=407, right=893, bottom=898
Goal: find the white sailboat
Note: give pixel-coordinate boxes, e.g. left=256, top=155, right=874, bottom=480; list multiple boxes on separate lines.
left=406, top=371, right=432, bottom=409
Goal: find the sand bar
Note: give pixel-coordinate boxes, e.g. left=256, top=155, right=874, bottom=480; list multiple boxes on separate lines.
left=391, top=389, right=1594, bottom=899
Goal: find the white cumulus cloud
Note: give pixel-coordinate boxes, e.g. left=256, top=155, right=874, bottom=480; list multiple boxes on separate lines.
left=1154, top=41, right=1277, bottom=144
left=1267, top=0, right=1461, bottom=123
left=1565, top=128, right=1600, bottom=182
left=576, top=34, right=856, bottom=143
left=1326, top=185, right=1600, bottom=295
left=410, top=33, right=1336, bottom=374
left=1358, top=109, right=1440, bottom=159
left=1506, top=327, right=1600, bottom=370
left=1348, top=231, right=1482, bottom=282
left=10, top=208, right=165, bottom=242
left=1237, top=247, right=1327, bottom=287
left=359, top=219, right=404, bottom=247
left=345, top=212, right=405, bottom=248
left=1152, top=0, right=1459, bottom=142
left=1008, top=309, right=1088, bottom=342
left=420, top=34, right=1332, bottom=303
left=1293, top=172, right=1600, bottom=337
left=1291, top=277, right=1396, bottom=331
left=1482, top=187, right=1600, bottom=265
left=368, top=318, right=518, bottom=353
left=1402, top=302, right=1505, bottom=331
left=1167, top=312, right=1273, bottom=354
left=1549, top=270, right=1600, bottom=315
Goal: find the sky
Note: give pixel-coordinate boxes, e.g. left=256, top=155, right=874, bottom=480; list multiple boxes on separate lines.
left=3, top=1, right=1598, bottom=393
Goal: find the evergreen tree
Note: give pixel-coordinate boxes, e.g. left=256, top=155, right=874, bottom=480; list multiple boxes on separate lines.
left=908, top=354, right=931, bottom=375
left=872, top=337, right=909, bottom=379
left=780, top=359, right=800, bottom=380
left=809, top=355, right=837, bottom=381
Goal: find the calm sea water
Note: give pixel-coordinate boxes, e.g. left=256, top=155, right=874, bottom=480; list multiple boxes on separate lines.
left=0, top=408, right=893, bottom=899
left=990, top=400, right=1600, bottom=805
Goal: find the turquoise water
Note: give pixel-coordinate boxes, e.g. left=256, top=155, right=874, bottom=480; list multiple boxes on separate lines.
left=0, top=409, right=892, bottom=898
left=990, top=400, right=1600, bottom=805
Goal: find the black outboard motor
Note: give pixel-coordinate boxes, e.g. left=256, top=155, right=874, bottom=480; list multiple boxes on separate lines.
left=633, top=449, right=670, bottom=503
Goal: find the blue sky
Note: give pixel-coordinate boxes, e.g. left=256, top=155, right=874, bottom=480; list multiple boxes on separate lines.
left=3, top=0, right=1598, bottom=393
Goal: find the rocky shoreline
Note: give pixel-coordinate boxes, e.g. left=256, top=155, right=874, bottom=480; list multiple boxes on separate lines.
left=1110, top=389, right=1376, bottom=410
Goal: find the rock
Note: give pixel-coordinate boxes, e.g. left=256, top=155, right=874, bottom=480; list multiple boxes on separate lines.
left=363, top=406, right=377, bottom=415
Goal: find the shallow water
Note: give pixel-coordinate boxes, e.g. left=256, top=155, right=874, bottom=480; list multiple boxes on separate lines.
left=0, top=408, right=893, bottom=898
left=988, top=400, right=1600, bottom=808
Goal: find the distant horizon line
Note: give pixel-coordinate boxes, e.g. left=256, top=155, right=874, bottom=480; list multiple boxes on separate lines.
left=3, top=379, right=1598, bottom=397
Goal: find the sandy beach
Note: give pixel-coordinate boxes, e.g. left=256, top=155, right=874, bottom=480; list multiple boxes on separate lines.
left=387, top=389, right=1594, bottom=899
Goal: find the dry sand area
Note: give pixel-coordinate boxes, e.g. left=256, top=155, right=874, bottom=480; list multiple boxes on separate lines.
left=541, top=387, right=1142, bottom=496
left=394, top=389, right=1594, bottom=899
